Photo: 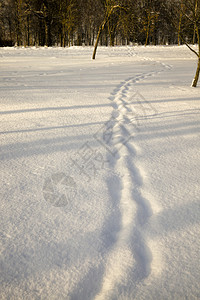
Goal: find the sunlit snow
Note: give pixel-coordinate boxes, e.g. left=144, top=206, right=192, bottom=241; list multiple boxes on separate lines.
left=0, top=45, right=200, bottom=299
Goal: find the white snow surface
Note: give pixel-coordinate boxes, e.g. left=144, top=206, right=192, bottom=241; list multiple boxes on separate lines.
left=0, top=45, right=200, bottom=300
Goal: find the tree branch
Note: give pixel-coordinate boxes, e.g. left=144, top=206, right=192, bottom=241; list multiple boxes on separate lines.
left=180, top=34, right=199, bottom=57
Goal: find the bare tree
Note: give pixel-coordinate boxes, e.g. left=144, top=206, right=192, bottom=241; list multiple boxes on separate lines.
left=178, top=0, right=200, bottom=87
left=92, top=0, right=126, bottom=59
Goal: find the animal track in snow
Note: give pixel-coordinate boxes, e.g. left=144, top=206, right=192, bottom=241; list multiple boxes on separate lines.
left=95, top=56, right=170, bottom=299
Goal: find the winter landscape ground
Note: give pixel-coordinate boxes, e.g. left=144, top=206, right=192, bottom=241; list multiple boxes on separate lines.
left=0, top=45, right=200, bottom=300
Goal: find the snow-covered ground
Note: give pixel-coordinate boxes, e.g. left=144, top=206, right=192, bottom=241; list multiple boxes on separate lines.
left=0, top=45, right=200, bottom=300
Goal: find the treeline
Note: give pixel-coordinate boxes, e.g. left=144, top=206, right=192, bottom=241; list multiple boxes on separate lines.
left=0, top=0, right=198, bottom=47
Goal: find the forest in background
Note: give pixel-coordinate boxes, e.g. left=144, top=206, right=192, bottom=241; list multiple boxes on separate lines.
left=0, top=0, right=199, bottom=47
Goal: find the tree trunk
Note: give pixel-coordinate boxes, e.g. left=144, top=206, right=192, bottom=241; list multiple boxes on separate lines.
left=27, top=15, right=30, bottom=46
left=192, top=13, right=200, bottom=87
left=193, top=0, right=198, bottom=45
left=92, top=5, right=125, bottom=59
left=193, top=25, right=196, bottom=44
left=192, top=57, right=200, bottom=87
left=178, top=11, right=182, bottom=46
left=45, top=17, right=52, bottom=46
left=15, top=0, right=22, bottom=46
left=145, top=14, right=151, bottom=46
left=92, top=24, right=104, bottom=59
left=192, top=26, right=200, bottom=87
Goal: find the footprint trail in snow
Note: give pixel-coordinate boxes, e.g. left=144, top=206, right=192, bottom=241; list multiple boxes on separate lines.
left=95, top=56, right=171, bottom=299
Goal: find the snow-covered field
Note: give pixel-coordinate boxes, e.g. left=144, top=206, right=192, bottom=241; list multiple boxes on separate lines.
left=0, top=45, right=200, bottom=300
